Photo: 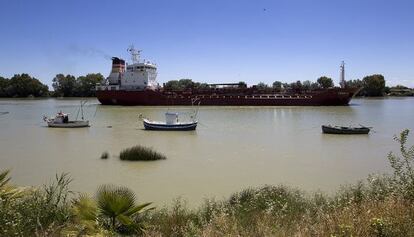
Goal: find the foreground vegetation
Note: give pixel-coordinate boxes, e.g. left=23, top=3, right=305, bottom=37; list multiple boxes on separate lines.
left=1, top=130, right=414, bottom=236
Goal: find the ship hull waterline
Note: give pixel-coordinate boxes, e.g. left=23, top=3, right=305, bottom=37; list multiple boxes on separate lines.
left=96, top=88, right=358, bottom=106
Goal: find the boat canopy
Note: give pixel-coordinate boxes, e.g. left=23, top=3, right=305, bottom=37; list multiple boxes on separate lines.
left=165, top=112, right=178, bottom=125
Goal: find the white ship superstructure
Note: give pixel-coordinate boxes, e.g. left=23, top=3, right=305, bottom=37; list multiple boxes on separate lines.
left=96, top=45, right=158, bottom=91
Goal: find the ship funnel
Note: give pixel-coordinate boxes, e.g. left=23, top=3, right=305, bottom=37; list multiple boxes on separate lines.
left=111, top=57, right=125, bottom=73
left=108, top=57, right=125, bottom=85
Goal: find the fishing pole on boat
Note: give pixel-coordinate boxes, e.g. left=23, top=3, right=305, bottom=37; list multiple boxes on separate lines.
left=80, top=100, right=88, bottom=120
left=93, top=104, right=99, bottom=118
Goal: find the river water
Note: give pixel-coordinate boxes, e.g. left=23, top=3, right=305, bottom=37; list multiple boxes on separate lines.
left=0, top=97, right=413, bottom=206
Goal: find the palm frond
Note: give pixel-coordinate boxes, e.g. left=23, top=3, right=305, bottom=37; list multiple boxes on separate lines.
left=96, top=185, right=136, bottom=217
left=0, top=169, right=27, bottom=200
left=0, top=169, right=11, bottom=188
left=116, top=214, right=133, bottom=226
left=72, top=193, right=97, bottom=221
left=124, top=202, right=153, bottom=216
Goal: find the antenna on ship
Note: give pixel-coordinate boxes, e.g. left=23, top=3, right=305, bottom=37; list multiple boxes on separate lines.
left=339, top=61, right=346, bottom=88
left=127, top=45, right=141, bottom=63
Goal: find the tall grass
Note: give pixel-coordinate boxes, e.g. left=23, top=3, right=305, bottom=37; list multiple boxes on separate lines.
left=119, top=145, right=166, bottom=161
left=0, top=173, right=72, bottom=236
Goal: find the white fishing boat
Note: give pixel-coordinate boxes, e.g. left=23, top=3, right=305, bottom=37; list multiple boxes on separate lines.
left=142, top=112, right=197, bottom=131
left=43, top=101, right=90, bottom=128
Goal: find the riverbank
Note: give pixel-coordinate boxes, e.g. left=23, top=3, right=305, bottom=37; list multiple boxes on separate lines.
left=2, top=174, right=413, bottom=236
left=1, top=129, right=414, bottom=236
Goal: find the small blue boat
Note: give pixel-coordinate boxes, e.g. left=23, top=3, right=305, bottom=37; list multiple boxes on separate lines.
left=142, top=112, right=197, bottom=131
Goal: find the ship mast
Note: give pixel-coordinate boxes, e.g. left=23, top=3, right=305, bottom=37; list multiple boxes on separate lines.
left=127, top=45, right=141, bottom=64
left=339, top=61, right=346, bottom=88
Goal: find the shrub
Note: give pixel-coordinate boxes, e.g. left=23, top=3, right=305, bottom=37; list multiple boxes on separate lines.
left=388, top=129, right=414, bottom=200
left=119, top=145, right=166, bottom=161
left=0, top=173, right=72, bottom=236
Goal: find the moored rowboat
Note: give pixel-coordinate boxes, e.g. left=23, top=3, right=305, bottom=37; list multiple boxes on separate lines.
left=322, top=125, right=370, bottom=134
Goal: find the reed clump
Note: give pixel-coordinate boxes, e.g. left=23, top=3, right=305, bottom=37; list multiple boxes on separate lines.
left=119, top=145, right=166, bottom=161
left=100, top=151, right=109, bottom=159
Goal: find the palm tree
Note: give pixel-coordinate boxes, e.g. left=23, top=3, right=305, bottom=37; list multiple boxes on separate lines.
left=0, top=170, right=25, bottom=201
left=72, top=184, right=153, bottom=234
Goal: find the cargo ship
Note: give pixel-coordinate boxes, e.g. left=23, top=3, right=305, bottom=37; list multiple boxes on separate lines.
left=96, top=47, right=359, bottom=106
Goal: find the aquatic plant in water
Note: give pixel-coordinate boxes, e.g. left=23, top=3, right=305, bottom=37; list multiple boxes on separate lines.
left=119, top=145, right=166, bottom=161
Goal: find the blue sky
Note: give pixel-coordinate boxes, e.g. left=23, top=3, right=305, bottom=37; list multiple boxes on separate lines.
left=0, top=0, right=413, bottom=88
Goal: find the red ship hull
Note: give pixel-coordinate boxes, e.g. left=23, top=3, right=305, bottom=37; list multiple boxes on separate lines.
left=96, top=88, right=358, bottom=106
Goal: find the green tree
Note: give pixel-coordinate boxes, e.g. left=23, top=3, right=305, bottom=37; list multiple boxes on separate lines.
left=347, top=79, right=364, bottom=88
left=317, top=76, right=334, bottom=89
left=362, top=74, right=386, bottom=96
left=310, top=82, right=320, bottom=90
left=164, top=79, right=196, bottom=90
left=290, top=80, right=303, bottom=92
left=177, top=79, right=195, bottom=89
left=6, top=74, right=48, bottom=97
left=302, top=80, right=312, bottom=91
left=256, top=82, right=269, bottom=89
left=76, top=73, right=104, bottom=96
left=238, top=81, right=247, bottom=88
left=347, top=79, right=365, bottom=96
left=197, top=83, right=210, bottom=89
left=52, top=74, right=77, bottom=97
left=0, top=76, right=9, bottom=97
left=272, top=81, right=282, bottom=90
left=164, top=80, right=180, bottom=90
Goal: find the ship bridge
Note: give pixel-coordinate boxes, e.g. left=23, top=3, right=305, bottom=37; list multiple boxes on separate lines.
left=96, top=46, right=159, bottom=91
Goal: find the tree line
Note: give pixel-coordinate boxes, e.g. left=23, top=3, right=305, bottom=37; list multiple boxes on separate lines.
left=0, top=73, right=104, bottom=97
left=0, top=73, right=409, bottom=98
left=164, top=75, right=395, bottom=97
